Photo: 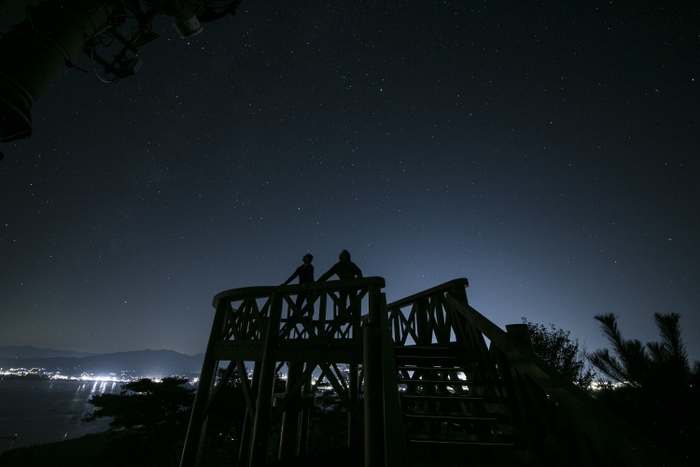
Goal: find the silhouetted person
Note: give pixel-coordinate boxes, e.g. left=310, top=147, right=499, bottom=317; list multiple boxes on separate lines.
left=283, top=254, right=315, bottom=313
left=317, top=250, right=363, bottom=281
left=317, top=250, right=363, bottom=316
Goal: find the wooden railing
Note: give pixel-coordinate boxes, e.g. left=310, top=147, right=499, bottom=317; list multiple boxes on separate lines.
left=180, top=277, right=387, bottom=467
left=386, top=278, right=668, bottom=467
left=182, top=277, right=670, bottom=467
left=446, top=295, right=668, bottom=467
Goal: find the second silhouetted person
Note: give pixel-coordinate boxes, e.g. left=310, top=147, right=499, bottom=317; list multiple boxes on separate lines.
left=283, top=253, right=315, bottom=312
left=317, top=250, right=362, bottom=281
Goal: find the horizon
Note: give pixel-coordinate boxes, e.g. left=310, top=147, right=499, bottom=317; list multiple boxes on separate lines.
left=0, top=345, right=204, bottom=357
left=0, top=344, right=202, bottom=353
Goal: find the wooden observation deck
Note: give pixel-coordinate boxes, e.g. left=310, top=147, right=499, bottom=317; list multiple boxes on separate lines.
left=179, top=278, right=664, bottom=467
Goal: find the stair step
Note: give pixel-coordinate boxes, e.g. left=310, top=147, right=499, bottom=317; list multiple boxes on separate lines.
left=405, top=412, right=499, bottom=422
left=397, top=365, right=464, bottom=371
left=394, top=345, right=452, bottom=353
left=407, top=433, right=516, bottom=446
left=401, top=394, right=485, bottom=401
left=394, top=345, right=518, bottom=448
left=396, top=356, right=458, bottom=364
left=394, top=352, right=457, bottom=360
left=396, top=359, right=465, bottom=369
left=398, top=378, right=474, bottom=385
left=400, top=394, right=510, bottom=408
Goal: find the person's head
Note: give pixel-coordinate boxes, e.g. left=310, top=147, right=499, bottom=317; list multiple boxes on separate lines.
left=339, top=250, right=351, bottom=261
left=303, top=254, right=313, bottom=264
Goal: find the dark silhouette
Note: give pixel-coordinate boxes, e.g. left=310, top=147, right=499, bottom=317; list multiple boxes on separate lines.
left=317, top=250, right=363, bottom=315
left=283, top=254, right=315, bottom=312
left=522, top=318, right=595, bottom=389
left=83, top=377, right=195, bottom=467
left=588, top=312, right=700, bottom=466
left=317, top=250, right=362, bottom=282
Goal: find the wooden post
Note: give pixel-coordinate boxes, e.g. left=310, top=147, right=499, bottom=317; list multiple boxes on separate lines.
left=416, top=297, right=430, bottom=346
left=506, top=324, right=535, bottom=354
left=238, top=362, right=261, bottom=467
left=363, top=286, right=384, bottom=467
left=298, top=378, right=312, bottom=456
left=348, top=362, right=361, bottom=466
left=249, top=292, right=283, bottom=467
left=379, top=293, right=409, bottom=467
left=279, top=361, right=303, bottom=459
left=348, top=283, right=364, bottom=465
left=180, top=302, right=228, bottom=467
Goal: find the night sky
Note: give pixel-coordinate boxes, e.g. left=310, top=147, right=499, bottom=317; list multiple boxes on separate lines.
left=1, top=1, right=698, bottom=362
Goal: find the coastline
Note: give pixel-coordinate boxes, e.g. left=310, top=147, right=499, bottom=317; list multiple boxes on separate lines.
left=0, top=377, right=118, bottom=452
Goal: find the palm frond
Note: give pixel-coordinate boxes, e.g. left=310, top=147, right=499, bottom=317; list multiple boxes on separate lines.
left=653, top=312, right=689, bottom=369
left=588, top=348, right=633, bottom=385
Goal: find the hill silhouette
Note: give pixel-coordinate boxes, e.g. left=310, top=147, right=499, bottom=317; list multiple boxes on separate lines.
left=0, top=345, right=95, bottom=359
left=0, top=347, right=204, bottom=378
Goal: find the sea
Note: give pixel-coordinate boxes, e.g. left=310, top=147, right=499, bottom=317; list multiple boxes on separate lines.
left=0, top=376, right=122, bottom=453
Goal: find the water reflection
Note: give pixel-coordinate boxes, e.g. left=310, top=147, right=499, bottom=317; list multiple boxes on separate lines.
left=0, top=378, right=121, bottom=452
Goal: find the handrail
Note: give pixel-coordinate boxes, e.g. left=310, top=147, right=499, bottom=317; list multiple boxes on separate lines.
left=386, top=277, right=468, bottom=309
left=445, top=294, right=669, bottom=467
left=384, top=278, right=668, bottom=467
left=213, top=276, right=387, bottom=308
left=183, top=276, right=388, bottom=467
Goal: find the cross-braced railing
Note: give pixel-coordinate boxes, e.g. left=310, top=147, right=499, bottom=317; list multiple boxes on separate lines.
left=386, top=278, right=496, bottom=375
left=445, top=295, right=668, bottom=466
left=386, top=278, right=666, bottom=467
left=180, top=277, right=393, bottom=467
left=182, top=277, right=667, bottom=467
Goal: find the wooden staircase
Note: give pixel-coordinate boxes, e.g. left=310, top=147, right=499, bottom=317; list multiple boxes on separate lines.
left=391, top=343, right=522, bottom=467
left=395, top=344, right=516, bottom=447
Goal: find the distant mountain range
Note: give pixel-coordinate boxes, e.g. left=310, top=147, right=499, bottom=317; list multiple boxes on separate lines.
left=0, top=346, right=97, bottom=359
left=0, top=346, right=204, bottom=378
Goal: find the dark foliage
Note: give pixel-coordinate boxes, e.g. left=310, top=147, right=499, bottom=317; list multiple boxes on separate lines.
left=588, top=312, right=700, bottom=466
left=193, top=373, right=252, bottom=467
left=81, top=377, right=196, bottom=467
left=0, top=433, right=104, bottom=467
left=84, top=377, right=195, bottom=430
left=588, top=312, right=699, bottom=391
left=522, top=318, right=595, bottom=389
left=305, top=387, right=349, bottom=453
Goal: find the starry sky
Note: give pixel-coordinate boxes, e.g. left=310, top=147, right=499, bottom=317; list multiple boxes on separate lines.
left=1, top=1, right=698, bottom=361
